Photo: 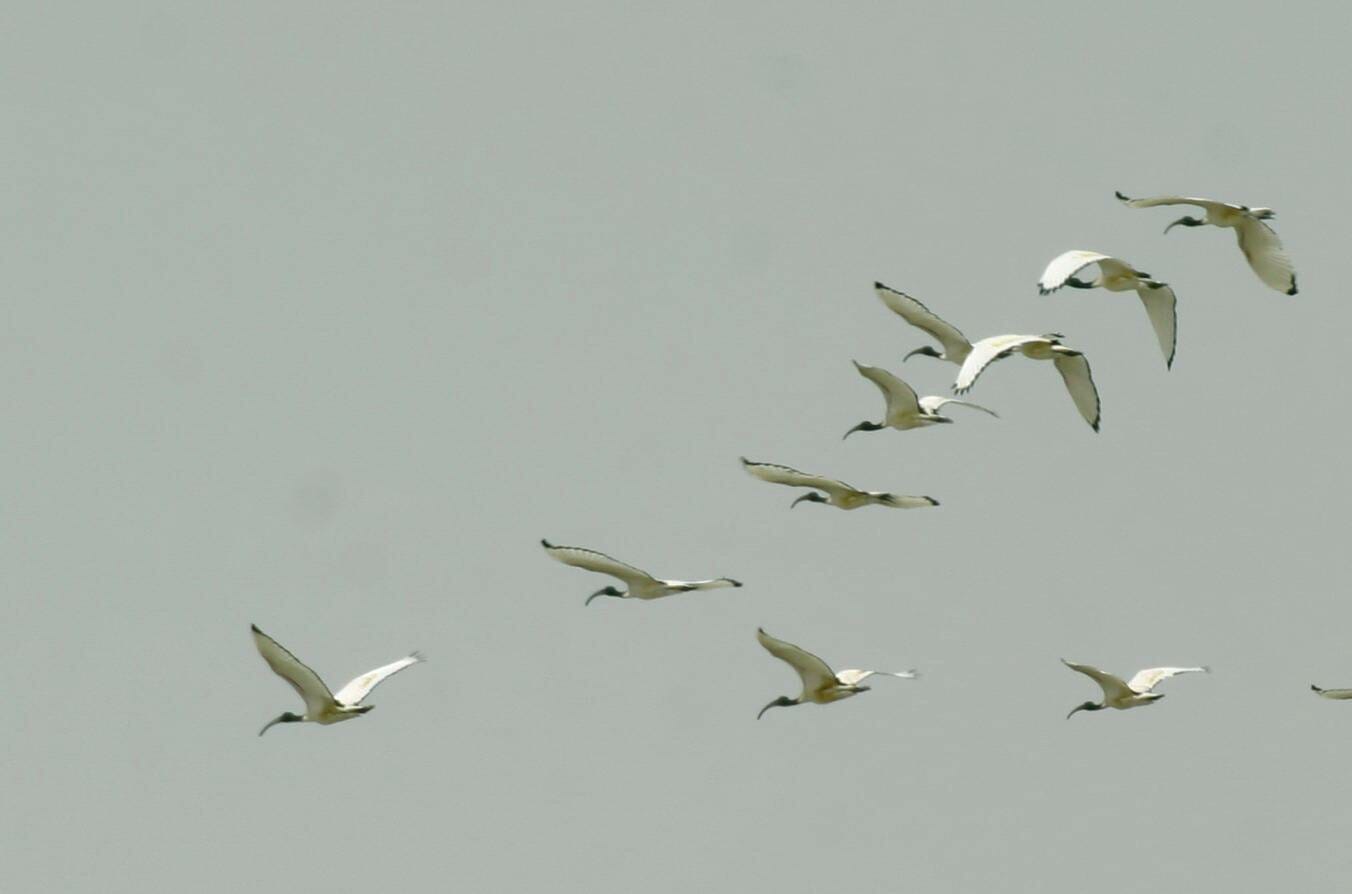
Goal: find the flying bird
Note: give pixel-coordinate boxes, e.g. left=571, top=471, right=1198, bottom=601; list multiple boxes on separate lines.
left=1062, top=658, right=1209, bottom=718
left=756, top=627, right=916, bottom=719
left=1115, top=191, right=1297, bottom=295
left=540, top=539, right=741, bottom=605
left=251, top=624, right=423, bottom=736
left=740, top=457, right=938, bottom=510
left=874, top=282, right=974, bottom=365
left=1311, top=684, right=1352, bottom=700
left=844, top=360, right=997, bottom=438
left=953, top=334, right=1101, bottom=431
left=1038, top=250, right=1178, bottom=369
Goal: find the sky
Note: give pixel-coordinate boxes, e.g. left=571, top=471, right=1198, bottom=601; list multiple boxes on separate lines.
left=4, top=2, right=1352, bottom=891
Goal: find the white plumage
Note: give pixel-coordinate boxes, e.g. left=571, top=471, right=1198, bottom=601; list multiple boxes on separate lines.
left=740, top=457, right=938, bottom=510
left=1116, top=191, right=1297, bottom=295
left=1311, top=684, right=1352, bottom=700
left=843, top=360, right=997, bottom=438
left=540, top=539, right=742, bottom=605
left=874, top=281, right=974, bottom=365
left=252, top=624, right=423, bottom=736
left=1062, top=658, right=1209, bottom=718
left=1038, top=249, right=1178, bottom=369
left=954, top=334, right=1101, bottom=431
left=756, top=627, right=916, bottom=719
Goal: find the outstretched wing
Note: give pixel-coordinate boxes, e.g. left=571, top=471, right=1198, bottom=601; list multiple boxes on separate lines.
left=252, top=624, right=335, bottom=716
left=540, top=540, right=659, bottom=587
left=1114, top=191, right=1236, bottom=214
left=1127, top=666, right=1209, bottom=694
left=1062, top=659, right=1134, bottom=702
left=1038, top=250, right=1112, bottom=293
left=874, top=282, right=972, bottom=362
left=757, top=627, right=837, bottom=696
left=1134, top=283, right=1178, bottom=369
left=953, top=335, right=1043, bottom=393
left=1235, top=217, right=1297, bottom=295
left=835, top=668, right=918, bottom=686
left=853, top=360, right=921, bottom=419
left=740, top=457, right=855, bottom=496
left=1052, top=350, right=1101, bottom=432
left=1312, top=685, right=1352, bottom=700
left=333, top=652, right=425, bottom=706
left=918, top=395, right=998, bottom=417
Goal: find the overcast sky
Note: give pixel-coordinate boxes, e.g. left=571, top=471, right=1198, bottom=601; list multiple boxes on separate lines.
left=5, top=2, right=1352, bottom=891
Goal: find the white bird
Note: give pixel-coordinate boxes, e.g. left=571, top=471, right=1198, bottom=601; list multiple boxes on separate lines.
left=954, top=334, right=1101, bottom=431
left=1062, top=658, right=1209, bottom=718
left=1311, top=684, right=1352, bottom=700
left=540, top=539, right=741, bottom=605
left=1115, top=191, right=1297, bottom=295
left=874, top=281, right=974, bottom=365
left=844, top=360, right=997, bottom=438
left=251, top=624, right=423, bottom=736
left=756, top=627, right=916, bottom=719
left=740, top=457, right=938, bottom=510
left=1038, top=250, right=1178, bottom=369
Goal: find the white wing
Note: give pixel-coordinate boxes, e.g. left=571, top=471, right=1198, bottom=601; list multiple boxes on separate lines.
left=758, top=627, right=838, bottom=696
left=953, top=335, right=1044, bottom=393
left=1235, top=216, right=1297, bottom=294
left=1114, top=191, right=1237, bottom=214
left=333, top=652, right=424, bottom=706
left=1038, top=250, right=1113, bottom=293
left=1052, top=349, right=1101, bottom=432
left=661, top=577, right=742, bottom=591
left=1312, top=685, right=1352, bottom=700
left=540, top=540, right=659, bottom=587
left=918, top=395, right=998, bottom=417
left=252, top=625, right=336, bottom=716
left=740, top=457, right=856, bottom=497
left=1134, top=283, right=1178, bottom=369
left=1126, top=666, right=1209, bottom=694
left=835, top=668, right=918, bottom=686
left=853, top=360, right=921, bottom=419
left=874, top=282, right=972, bottom=362
left=1062, top=659, right=1135, bottom=702
left=883, top=494, right=939, bottom=509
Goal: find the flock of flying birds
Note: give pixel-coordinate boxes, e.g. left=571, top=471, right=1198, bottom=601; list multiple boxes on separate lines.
left=250, top=190, right=1342, bottom=734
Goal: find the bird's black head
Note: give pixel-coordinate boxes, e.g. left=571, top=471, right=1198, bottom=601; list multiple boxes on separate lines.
left=757, top=696, right=798, bottom=719
left=790, top=492, right=828, bottom=509
left=258, top=711, right=303, bottom=737
left=1164, top=215, right=1205, bottom=234
left=903, top=345, right=943, bottom=362
left=842, top=420, right=884, bottom=439
left=1065, top=701, right=1103, bottom=720
left=585, top=586, right=625, bottom=606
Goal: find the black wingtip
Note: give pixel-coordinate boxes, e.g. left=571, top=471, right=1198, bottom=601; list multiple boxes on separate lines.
left=1312, top=684, right=1323, bottom=693
left=729, top=579, right=744, bottom=588
left=874, top=281, right=886, bottom=290
left=1287, top=276, right=1298, bottom=296
left=540, top=538, right=554, bottom=548
left=1114, top=190, right=1130, bottom=201
left=926, top=497, right=939, bottom=506
left=250, top=623, right=261, bottom=633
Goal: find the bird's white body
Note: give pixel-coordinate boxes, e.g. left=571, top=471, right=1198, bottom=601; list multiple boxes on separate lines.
left=540, top=540, right=741, bottom=603
left=1311, top=684, right=1352, bottom=700
left=1038, top=250, right=1178, bottom=369
left=740, top=457, right=938, bottom=510
left=756, top=627, right=916, bottom=718
left=954, top=335, right=1101, bottom=431
left=1115, top=191, right=1297, bottom=295
left=874, top=282, right=973, bottom=365
left=847, top=360, right=996, bottom=435
left=251, top=625, right=423, bottom=735
left=1062, top=658, right=1208, bottom=717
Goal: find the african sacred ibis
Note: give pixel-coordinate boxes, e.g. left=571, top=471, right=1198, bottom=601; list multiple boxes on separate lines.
left=1311, top=684, right=1352, bottom=699
left=740, top=457, right=938, bottom=510
left=251, top=624, right=423, bottom=736
left=1062, top=658, right=1209, bottom=718
left=1038, top=250, right=1178, bottom=369
left=954, top=334, right=1101, bottom=431
left=540, top=539, right=741, bottom=605
left=756, top=627, right=916, bottom=719
left=874, top=281, right=973, bottom=365
left=1115, top=191, right=1297, bottom=295
left=844, top=359, right=996, bottom=438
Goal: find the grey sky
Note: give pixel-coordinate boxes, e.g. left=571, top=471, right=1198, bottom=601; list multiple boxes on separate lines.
left=4, top=2, right=1352, bottom=891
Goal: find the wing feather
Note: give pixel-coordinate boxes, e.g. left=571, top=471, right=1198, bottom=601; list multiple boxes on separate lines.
left=758, top=627, right=837, bottom=696
left=1126, top=666, right=1208, bottom=694
left=1235, top=217, right=1297, bottom=294
left=1052, top=350, right=1101, bottom=432
left=333, top=652, right=424, bottom=706
left=1135, top=283, right=1178, bottom=369
left=835, top=668, right=918, bottom=686
left=853, top=360, right=921, bottom=419
left=1038, top=250, right=1111, bottom=293
left=252, top=625, right=335, bottom=716
left=953, top=335, right=1042, bottom=393
left=1312, top=685, right=1352, bottom=700
left=740, top=457, right=855, bottom=496
left=1062, top=659, right=1134, bottom=702
left=541, top=541, right=658, bottom=587
left=874, top=282, right=972, bottom=362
